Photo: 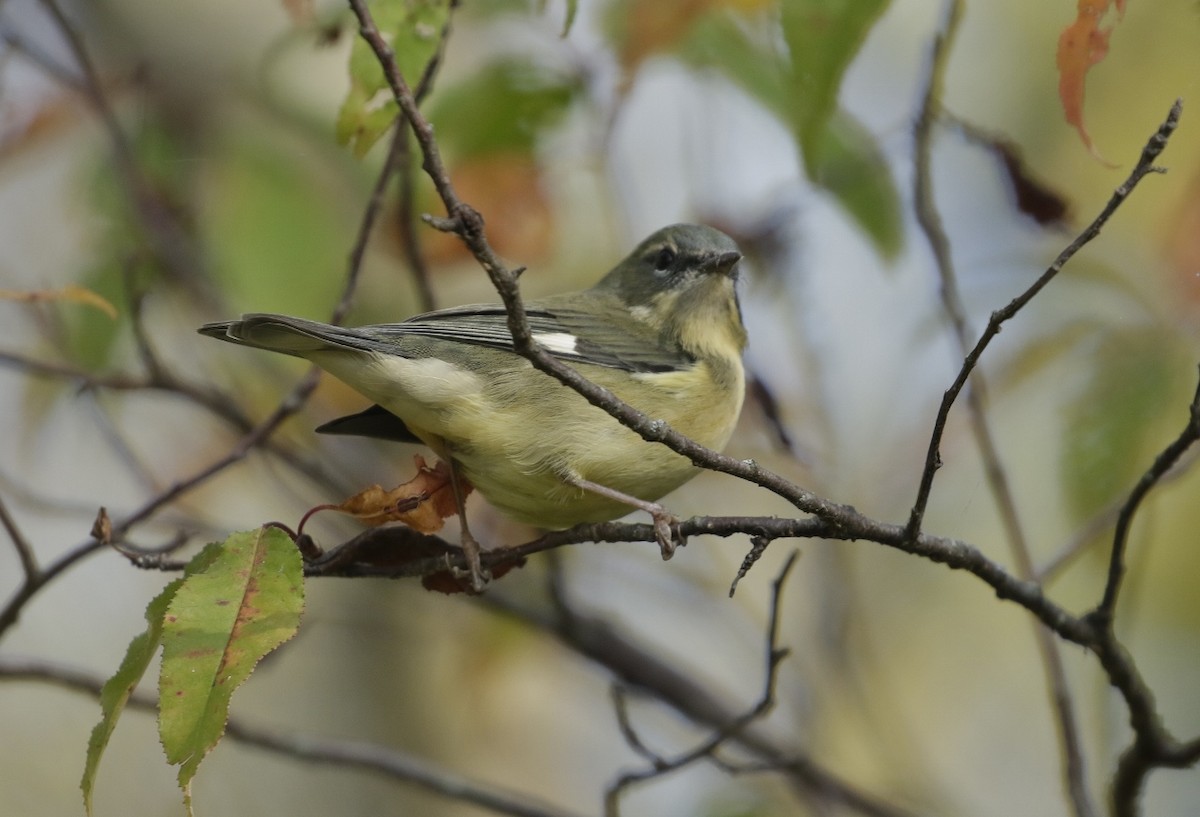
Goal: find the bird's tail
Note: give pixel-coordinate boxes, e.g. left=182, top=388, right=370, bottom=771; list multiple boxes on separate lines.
left=198, top=314, right=371, bottom=357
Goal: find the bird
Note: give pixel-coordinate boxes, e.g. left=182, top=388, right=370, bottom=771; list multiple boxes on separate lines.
left=199, top=223, right=747, bottom=588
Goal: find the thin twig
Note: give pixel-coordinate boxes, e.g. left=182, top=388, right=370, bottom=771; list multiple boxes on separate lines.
left=395, top=129, right=437, bottom=312
left=911, top=3, right=1094, bottom=814
left=603, top=552, right=797, bottom=815
left=0, top=657, right=589, bottom=817
left=0, top=391, right=304, bottom=637
left=905, top=99, right=1181, bottom=541
left=0, top=494, right=38, bottom=582
left=397, top=0, right=452, bottom=312
left=485, top=582, right=919, bottom=817
left=1093, top=367, right=1200, bottom=624
left=1084, top=371, right=1200, bottom=816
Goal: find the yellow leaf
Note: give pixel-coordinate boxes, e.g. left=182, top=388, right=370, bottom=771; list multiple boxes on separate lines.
left=0, top=284, right=118, bottom=319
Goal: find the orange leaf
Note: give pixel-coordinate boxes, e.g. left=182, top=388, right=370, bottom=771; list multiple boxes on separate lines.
left=1056, top=0, right=1126, bottom=162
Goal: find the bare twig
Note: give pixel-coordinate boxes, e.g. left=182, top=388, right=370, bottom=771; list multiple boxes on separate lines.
left=603, top=552, right=797, bottom=815
left=0, top=494, right=38, bottom=582
left=485, top=578, right=919, bottom=817
left=1093, top=367, right=1200, bottom=624
left=1087, top=368, right=1200, bottom=816
left=911, top=4, right=1094, bottom=814
left=905, top=99, right=1181, bottom=541
left=304, top=512, right=1095, bottom=654
left=331, top=117, right=409, bottom=326
left=0, top=391, right=303, bottom=636
left=394, top=132, right=437, bottom=312
left=0, top=657, right=589, bottom=817
left=394, top=1, right=456, bottom=313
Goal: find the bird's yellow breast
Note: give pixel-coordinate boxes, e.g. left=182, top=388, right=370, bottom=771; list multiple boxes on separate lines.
left=407, top=355, right=744, bottom=530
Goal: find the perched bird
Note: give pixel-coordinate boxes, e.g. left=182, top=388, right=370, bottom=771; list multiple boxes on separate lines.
left=200, top=223, right=747, bottom=587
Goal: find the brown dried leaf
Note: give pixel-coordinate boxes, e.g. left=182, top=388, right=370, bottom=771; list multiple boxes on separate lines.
left=321, top=456, right=469, bottom=533
left=91, top=507, right=112, bottom=545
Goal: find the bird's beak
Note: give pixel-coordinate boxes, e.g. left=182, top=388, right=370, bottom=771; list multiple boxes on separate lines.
left=704, top=250, right=742, bottom=277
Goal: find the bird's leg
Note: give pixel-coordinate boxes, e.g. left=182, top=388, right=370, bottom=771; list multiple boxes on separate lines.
left=565, top=476, right=683, bottom=560
left=447, top=458, right=488, bottom=591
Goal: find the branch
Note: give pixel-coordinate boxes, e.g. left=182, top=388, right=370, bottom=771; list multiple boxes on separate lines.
left=267, top=514, right=1095, bottom=651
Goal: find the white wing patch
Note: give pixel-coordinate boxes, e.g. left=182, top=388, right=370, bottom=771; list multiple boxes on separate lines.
left=532, top=331, right=578, bottom=355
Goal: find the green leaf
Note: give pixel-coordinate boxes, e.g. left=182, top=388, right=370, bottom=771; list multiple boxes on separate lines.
left=679, top=5, right=902, bottom=259
left=806, top=108, right=903, bottom=258
left=82, top=579, right=183, bottom=816
left=779, top=0, right=889, bottom=176
left=561, top=0, right=578, bottom=35
left=428, top=58, right=582, bottom=159
left=1061, top=327, right=1186, bottom=520
left=158, top=527, right=304, bottom=795
left=680, top=11, right=789, bottom=118
left=205, top=136, right=349, bottom=317
left=337, top=0, right=452, bottom=156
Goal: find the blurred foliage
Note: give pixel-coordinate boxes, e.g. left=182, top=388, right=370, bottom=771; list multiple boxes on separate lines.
left=427, top=58, right=582, bottom=160
left=673, top=2, right=903, bottom=258
left=336, top=0, right=452, bottom=156
left=203, top=131, right=351, bottom=316
left=1060, top=324, right=1191, bottom=521
left=63, top=121, right=192, bottom=371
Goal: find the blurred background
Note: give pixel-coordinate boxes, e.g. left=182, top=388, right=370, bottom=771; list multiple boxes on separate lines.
left=1, top=0, right=1199, bottom=815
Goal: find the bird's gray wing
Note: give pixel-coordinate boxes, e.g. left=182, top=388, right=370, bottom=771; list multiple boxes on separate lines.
left=372, top=302, right=694, bottom=373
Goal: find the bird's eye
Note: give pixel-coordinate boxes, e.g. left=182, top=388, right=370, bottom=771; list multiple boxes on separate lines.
left=653, top=247, right=676, bottom=271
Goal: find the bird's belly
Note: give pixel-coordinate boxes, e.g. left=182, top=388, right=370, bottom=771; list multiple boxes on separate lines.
left=453, top=427, right=699, bottom=530
left=444, top=376, right=740, bottom=530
